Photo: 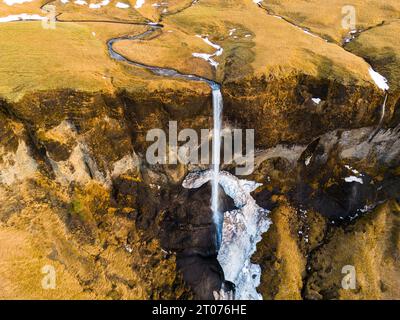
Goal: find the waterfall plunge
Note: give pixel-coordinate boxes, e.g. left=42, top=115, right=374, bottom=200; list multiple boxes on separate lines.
left=183, top=85, right=271, bottom=300
left=211, top=87, right=223, bottom=249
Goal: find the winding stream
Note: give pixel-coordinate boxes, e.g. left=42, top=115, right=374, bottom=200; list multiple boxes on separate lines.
left=107, top=21, right=233, bottom=290
left=107, top=25, right=216, bottom=85
left=107, top=20, right=271, bottom=299
left=107, top=23, right=224, bottom=245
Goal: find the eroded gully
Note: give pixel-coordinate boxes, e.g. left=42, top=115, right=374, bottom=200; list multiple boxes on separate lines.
left=105, top=4, right=274, bottom=300
left=41, top=0, right=390, bottom=300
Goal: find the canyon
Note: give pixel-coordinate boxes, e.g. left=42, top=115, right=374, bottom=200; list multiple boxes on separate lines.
left=0, top=0, right=399, bottom=300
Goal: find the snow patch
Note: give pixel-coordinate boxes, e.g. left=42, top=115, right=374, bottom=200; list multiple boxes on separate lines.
left=344, top=164, right=361, bottom=175
left=0, top=14, right=44, bottom=22
left=74, top=0, right=87, bottom=5
left=192, top=53, right=219, bottom=68
left=89, top=0, right=109, bottom=9
left=116, top=1, right=130, bottom=8
left=305, top=155, right=312, bottom=166
left=3, top=0, right=32, bottom=5
left=134, top=0, right=144, bottom=8
left=192, top=35, right=223, bottom=69
left=312, top=98, right=321, bottom=104
left=369, top=68, right=389, bottom=91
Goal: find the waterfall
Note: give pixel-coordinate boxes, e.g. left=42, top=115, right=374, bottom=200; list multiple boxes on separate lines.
left=108, top=24, right=271, bottom=300
left=368, top=93, right=388, bottom=142
left=183, top=170, right=272, bottom=300
left=211, top=86, right=223, bottom=249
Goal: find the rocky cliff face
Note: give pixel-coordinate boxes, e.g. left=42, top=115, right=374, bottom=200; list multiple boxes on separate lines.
left=1, top=74, right=398, bottom=299
left=0, top=0, right=399, bottom=300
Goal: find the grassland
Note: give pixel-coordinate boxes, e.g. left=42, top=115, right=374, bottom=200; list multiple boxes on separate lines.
left=0, top=0, right=388, bottom=101
left=162, top=0, right=376, bottom=85
left=113, top=25, right=217, bottom=80
left=0, top=21, right=118, bottom=101
left=263, top=0, right=400, bottom=43
left=346, top=20, right=400, bottom=90
left=0, top=20, right=208, bottom=101
left=51, top=0, right=147, bottom=23
left=0, top=0, right=48, bottom=15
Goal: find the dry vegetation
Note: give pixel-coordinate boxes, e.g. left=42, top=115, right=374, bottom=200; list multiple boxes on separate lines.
left=346, top=20, right=400, bottom=91
left=118, top=0, right=379, bottom=86
left=263, top=0, right=400, bottom=43
left=0, top=0, right=388, bottom=101
left=0, top=179, right=187, bottom=299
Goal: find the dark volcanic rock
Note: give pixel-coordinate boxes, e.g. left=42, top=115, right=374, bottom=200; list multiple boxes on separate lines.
left=160, top=183, right=235, bottom=299
left=176, top=254, right=225, bottom=300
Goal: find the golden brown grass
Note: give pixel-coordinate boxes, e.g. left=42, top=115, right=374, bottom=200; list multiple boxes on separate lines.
left=162, top=0, right=376, bottom=85
left=0, top=0, right=388, bottom=102
left=113, top=25, right=216, bottom=79
left=0, top=20, right=209, bottom=101
left=52, top=0, right=146, bottom=23
left=0, top=21, right=117, bottom=101
left=264, top=0, right=400, bottom=43
left=0, top=178, right=186, bottom=299
left=346, top=20, right=400, bottom=90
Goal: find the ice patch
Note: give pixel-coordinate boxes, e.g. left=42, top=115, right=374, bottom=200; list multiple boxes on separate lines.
left=183, top=170, right=271, bottom=300
left=74, top=0, right=87, bottom=5
left=116, top=1, right=129, bottom=8
left=134, top=0, right=144, bottom=8
left=344, top=175, right=363, bottom=184
left=369, top=68, right=389, bottom=91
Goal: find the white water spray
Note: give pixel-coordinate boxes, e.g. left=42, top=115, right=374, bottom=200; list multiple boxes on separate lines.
left=211, top=87, right=223, bottom=248
left=183, top=170, right=272, bottom=299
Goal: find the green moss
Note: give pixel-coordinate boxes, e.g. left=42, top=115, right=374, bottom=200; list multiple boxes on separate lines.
left=69, top=198, right=90, bottom=222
